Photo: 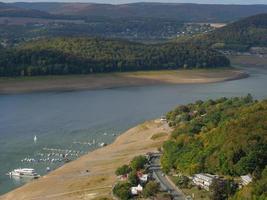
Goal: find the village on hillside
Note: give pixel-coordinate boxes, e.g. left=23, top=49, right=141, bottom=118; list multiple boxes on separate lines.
left=113, top=150, right=253, bottom=200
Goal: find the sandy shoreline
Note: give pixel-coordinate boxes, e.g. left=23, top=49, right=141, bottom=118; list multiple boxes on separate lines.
left=0, top=69, right=248, bottom=94
left=0, top=120, right=172, bottom=200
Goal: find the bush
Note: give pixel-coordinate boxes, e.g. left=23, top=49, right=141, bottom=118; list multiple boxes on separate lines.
left=143, top=181, right=159, bottom=197
left=252, top=167, right=267, bottom=197
left=210, top=179, right=237, bottom=200
left=173, top=175, right=190, bottom=188
left=130, top=155, right=148, bottom=171
left=128, top=171, right=139, bottom=186
left=115, top=165, right=132, bottom=176
left=113, top=182, right=131, bottom=200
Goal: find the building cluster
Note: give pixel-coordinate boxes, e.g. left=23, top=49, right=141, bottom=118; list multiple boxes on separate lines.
left=130, top=172, right=150, bottom=195
left=117, top=171, right=150, bottom=196
left=192, top=173, right=253, bottom=191
left=176, top=23, right=215, bottom=37
left=192, top=173, right=218, bottom=191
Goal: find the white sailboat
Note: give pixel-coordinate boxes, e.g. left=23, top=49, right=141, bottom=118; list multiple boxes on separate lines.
left=34, top=135, right=37, bottom=143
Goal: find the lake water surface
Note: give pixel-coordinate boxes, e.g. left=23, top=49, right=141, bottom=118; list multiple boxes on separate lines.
left=1, top=66, right=267, bottom=195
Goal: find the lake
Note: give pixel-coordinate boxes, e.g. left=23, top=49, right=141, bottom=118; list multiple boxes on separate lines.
left=0, top=66, right=267, bottom=195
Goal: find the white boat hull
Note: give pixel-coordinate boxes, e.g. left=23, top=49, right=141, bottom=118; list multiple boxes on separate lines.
left=7, top=168, right=40, bottom=179
left=8, top=172, right=40, bottom=178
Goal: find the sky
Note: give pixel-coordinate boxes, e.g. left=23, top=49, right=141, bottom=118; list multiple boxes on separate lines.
left=1, top=0, right=267, bottom=4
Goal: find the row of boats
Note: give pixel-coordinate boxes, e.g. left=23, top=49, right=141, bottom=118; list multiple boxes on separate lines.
left=42, top=147, right=83, bottom=153
left=73, top=140, right=108, bottom=147
left=21, top=157, right=65, bottom=163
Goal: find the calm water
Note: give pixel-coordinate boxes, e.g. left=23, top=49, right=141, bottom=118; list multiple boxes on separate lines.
left=0, top=66, right=267, bottom=195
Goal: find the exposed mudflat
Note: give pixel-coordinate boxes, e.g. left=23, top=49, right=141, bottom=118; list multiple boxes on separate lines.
left=0, top=69, right=248, bottom=94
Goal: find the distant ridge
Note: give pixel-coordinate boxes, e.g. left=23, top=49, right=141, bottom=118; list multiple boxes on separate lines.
left=10, top=2, right=267, bottom=22
left=0, top=2, right=54, bottom=18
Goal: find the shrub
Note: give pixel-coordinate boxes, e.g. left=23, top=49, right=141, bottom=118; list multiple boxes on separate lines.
left=143, top=181, right=159, bottom=197
left=130, top=155, right=148, bottom=171
left=113, top=182, right=131, bottom=200
left=128, top=171, right=139, bottom=186
left=210, top=179, right=237, bottom=200
left=173, top=175, right=190, bottom=188
left=115, top=165, right=132, bottom=176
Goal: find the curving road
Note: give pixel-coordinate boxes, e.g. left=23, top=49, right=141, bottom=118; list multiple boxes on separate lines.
left=149, top=154, right=186, bottom=200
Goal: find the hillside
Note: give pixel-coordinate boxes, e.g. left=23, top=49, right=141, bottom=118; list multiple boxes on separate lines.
left=11, top=2, right=267, bottom=22
left=1, top=3, right=267, bottom=45
left=0, top=2, right=54, bottom=19
left=162, top=96, right=267, bottom=199
left=0, top=37, right=230, bottom=77
left=180, top=13, right=267, bottom=51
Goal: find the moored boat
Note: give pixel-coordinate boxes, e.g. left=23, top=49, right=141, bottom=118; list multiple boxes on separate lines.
left=7, top=168, right=40, bottom=178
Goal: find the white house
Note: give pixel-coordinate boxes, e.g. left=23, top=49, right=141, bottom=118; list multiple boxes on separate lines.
left=192, top=173, right=218, bottom=191
left=136, top=171, right=149, bottom=183
left=160, top=116, right=167, bottom=122
left=131, top=184, right=143, bottom=195
left=139, top=174, right=148, bottom=183
left=241, top=174, right=252, bottom=186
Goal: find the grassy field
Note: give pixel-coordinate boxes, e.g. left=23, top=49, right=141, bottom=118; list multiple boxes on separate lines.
left=151, top=132, right=168, bottom=140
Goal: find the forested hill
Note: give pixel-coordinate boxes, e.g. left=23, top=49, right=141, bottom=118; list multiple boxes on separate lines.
left=162, top=96, right=267, bottom=199
left=181, top=13, right=267, bottom=51
left=0, top=37, right=230, bottom=77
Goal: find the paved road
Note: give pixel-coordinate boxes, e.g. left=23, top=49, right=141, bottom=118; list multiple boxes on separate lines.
left=149, top=155, right=186, bottom=200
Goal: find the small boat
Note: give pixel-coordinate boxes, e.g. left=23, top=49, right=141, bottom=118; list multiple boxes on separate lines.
left=34, top=135, right=37, bottom=143
left=99, top=142, right=107, bottom=147
left=7, top=168, right=40, bottom=179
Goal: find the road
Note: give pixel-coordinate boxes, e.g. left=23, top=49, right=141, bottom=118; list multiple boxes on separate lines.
left=149, top=154, right=186, bottom=200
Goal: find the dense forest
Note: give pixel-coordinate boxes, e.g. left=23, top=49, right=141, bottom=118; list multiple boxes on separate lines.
left=178, top=13, right=267, bottom=51
left=0, top=37, right=230, bottom=77
left=161, top=96, right=267, bottom=199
